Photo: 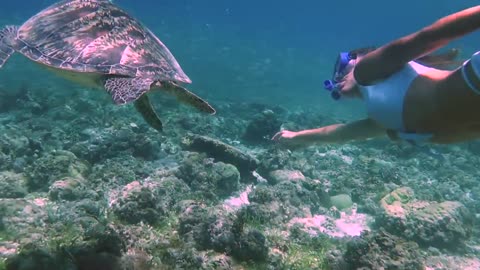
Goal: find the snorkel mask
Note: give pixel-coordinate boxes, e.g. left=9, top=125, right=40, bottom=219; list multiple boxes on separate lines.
left=323, top=52, right=357, bottom=100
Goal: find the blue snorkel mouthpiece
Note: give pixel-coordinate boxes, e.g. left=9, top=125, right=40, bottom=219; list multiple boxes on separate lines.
left=323, top=51, right=357, bottom=101
left=323, top=79, right=335, bottom=90
left=323, top=79, right=341, bottom=100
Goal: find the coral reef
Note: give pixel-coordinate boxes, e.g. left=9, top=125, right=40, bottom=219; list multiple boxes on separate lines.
left=181, top=134, right=259, bottom=177
left=0, top=80, right=478, bottom=270
left=242, top=109, right=282, bottom=144
left=377, top=187, right=473, bottom=249
left=339, top=230, right=424, bottom=270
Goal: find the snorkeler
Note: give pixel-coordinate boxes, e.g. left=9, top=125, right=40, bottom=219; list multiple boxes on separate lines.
left=272, top=5, right=480, bottom=147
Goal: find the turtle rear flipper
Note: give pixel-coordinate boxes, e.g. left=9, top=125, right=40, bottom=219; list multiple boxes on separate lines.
left=162, top=82, right=216, bottom=114
left=0, top=26, right=18, bottom=68
left=104, top=77, right=153, bottom=105
left=134, top=95, right=163, bottom=132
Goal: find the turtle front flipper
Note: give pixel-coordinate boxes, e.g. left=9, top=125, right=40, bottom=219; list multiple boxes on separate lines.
left=0, top=26, right=18, bottom=68
left=134, top=94, right=163, bottom=132
left=105, top=77, right=162, bottom=131
left=104, top=77, right=154, bottom=104
left=161, top=82, right=216, bottom=114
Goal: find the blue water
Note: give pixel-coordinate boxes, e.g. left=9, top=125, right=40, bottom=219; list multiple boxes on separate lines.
left=0, top=0, right=478, bottom=115
left=0, top=2, right=479, bottom=267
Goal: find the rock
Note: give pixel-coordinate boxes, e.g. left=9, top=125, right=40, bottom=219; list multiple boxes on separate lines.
left=89, top=155, right=152, bottom=185
left=404, top=201, right=471, bottom=249
left=288, top=210, right=372, bottom=238
left=176, top=152, right=240, bottom=199
left=341, top=230, right=424, bottom=270
left=181, top=134, right=259, bottom=176
left=25, top=150, right=89, bottom=191
left=242, top=109, right=282, bottom=144
left=48, top=178, right=85, bottom=201
left=111, top=181, right=163, bottom=225
left=256, top=148, right=291, bottom=175
left=178, top=202, right=268, bottom=262
left=330, top=194, right=353, bottom=210
left=377, top=187, right=472, bottom=249
left=4, top=248, right=60, bottom=270
left=379, top=187, right=428, bottom=228
left=248, top=185, right=274, bottom=204
left=178, top=202, right=235, bottom=252
left=268, top=170, right=305, bottom=185
left=424, top=255, right=480, bottom=270
left=70, top=127, right=161, bottom=163
left=273, top=178, right=330, bottom=217
left=231, top=229, right=268, bottom=262
left=0, top=172, right=28, bottom=199
left=0, top=198, right=48, bottom=244
left=202, top=253, right=233, bottom=269
left=111, top=176, right=190, bottom=225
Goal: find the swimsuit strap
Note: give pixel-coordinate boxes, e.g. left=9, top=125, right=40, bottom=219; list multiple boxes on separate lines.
left=463, top=51, right=480, bottom=95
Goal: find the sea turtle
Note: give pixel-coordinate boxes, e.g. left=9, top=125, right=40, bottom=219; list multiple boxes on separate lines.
left=0, top=0, right=215, bottom=131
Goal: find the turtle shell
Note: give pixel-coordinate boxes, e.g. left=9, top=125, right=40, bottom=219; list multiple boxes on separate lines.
left=14, top=0, right=191, bottom=83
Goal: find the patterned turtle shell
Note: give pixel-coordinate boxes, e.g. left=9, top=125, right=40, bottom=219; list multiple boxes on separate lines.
left=15, top=0, right=191, bottom=83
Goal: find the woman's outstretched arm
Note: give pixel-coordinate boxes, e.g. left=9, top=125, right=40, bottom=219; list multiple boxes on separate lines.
left=355, top=6, right=480, bottom=85
left=272, top=118, right=386, bottom=147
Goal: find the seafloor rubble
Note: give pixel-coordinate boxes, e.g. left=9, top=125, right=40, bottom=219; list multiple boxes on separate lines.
left=0, top=83, right=479, bottom=270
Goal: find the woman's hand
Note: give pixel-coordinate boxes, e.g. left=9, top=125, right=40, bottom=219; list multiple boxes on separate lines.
left=271, top=130, right=306, bottom=149
left=272, top=130, right=297, bottom=140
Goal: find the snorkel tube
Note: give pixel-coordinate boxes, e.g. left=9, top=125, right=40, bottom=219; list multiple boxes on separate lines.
left=323, top=52, right=356, bottom=100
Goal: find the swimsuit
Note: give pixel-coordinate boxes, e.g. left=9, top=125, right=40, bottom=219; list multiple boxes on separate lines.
left=462, top=51, right=480, bottom=94
left=357, top=61, right=434, bottom=144
left=350, top=51, right=480, bottom=144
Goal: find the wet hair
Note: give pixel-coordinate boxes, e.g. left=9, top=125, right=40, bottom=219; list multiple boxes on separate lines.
left=348, top=46, right=462, bottom=70
left=348, top=46, right=377, bottom=59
